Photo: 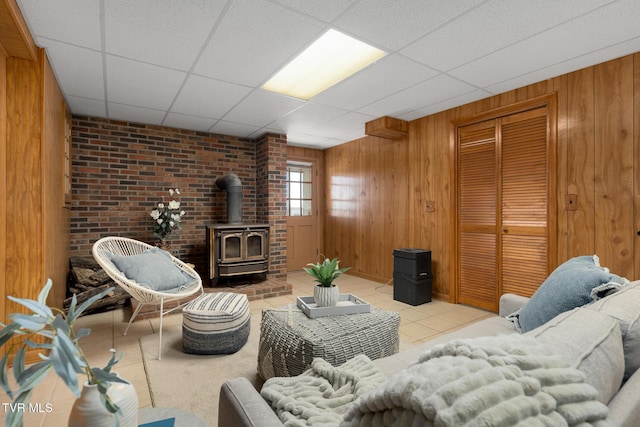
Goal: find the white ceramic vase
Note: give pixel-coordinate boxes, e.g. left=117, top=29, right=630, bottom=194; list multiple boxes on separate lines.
left=314, top=284, right=339, bottom=307
left=68, top=374, right=138, bottom=427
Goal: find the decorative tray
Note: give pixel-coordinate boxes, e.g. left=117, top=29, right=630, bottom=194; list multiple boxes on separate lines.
left=296, top=294, right=371, bottom=318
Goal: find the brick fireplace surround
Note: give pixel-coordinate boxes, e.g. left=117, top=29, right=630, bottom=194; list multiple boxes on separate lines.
left=70, top=116, right=292, bottom=318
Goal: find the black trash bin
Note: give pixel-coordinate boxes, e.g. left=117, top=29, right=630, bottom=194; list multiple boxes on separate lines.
left=393, top=248, right=432, bottom=306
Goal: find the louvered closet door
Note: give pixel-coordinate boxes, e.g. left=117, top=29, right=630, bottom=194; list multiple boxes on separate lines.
left=457, top=107, right=550, bottom=312
left=500, top=108, right=549, bottom=297
left=457, top=121, right=498, bottom=311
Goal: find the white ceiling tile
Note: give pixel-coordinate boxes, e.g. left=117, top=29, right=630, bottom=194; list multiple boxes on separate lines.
left=17, top=0, right=102, bottom=49
left=108, top=103, right=166, bottom=125
left=162, top=113, right=217, bottom=133
left=399, top=89, right=493, bottom=121
left=485, top=37, right=640, bottom=95
left=286, top=134, right=339, bottom=149
left=359, top=74, right=477, bottom=117
left=450, top=0, right=640, bottom=87
left=194, top=0, right=325, bottom=86
left=333, top=0, right=485, bottom=50
left=271, top=0, right=353, bottom=22
left=272, top=103, right=348, bottom=133
left=170, top=75, right=252, bottom=119
left=309, top=112, right=375, bottom=138
left=402, top=0, right=615, bottom=71
left=106, top=56, right=186, bottom=110
left=66, top=95, right=107, bottom=118
left=210, top=120, right=261, bottom=138
left=17, top=0, right=640, bottom=149
left=223, top=89, right=305, bottom=128
left=312, top=54, right=439, bottom=110
left=43, top=41, right=104, bottom=100
left=104, top=0, right=226, bottom=71
left=339, top=128, right=366, bottom=142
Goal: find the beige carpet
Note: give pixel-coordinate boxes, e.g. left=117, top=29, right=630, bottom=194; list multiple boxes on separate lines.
left=140, top=314, right=264, bottom=427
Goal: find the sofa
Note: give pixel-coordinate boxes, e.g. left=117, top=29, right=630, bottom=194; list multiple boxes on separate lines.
left=219, top=280, right=640, bottom=427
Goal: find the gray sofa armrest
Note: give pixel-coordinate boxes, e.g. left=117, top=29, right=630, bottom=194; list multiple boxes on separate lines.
left=218, top=377, right=283, bottom=427
left=499, top=293, right=529, bottom=318
left=607, top=368, right=640, bottom=427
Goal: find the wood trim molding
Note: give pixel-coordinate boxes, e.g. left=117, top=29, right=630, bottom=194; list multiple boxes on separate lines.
left=0, top=0, right=37, bottom=60
left=365, top=116, right=408, bottom=139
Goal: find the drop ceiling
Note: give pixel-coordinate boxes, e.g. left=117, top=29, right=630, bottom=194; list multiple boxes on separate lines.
left=16, top=0, right=640, bottom=149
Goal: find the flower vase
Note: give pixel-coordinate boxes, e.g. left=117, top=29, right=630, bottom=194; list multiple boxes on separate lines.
left=68, top=374, right=138, bottom=427
left=314, top=284, right=339, bottom=307
left=156, top=239, right=171, bottom=252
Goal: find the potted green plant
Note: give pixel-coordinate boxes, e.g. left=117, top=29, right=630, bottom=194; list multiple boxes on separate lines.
left=304, top=257, right=351, bottom=307
left=0, top=279, right=137, bottom=427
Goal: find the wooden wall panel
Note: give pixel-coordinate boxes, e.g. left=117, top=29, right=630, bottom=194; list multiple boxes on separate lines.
left=6, top=56, right=43, bottom=315
left=594, top=56, right=634, bottom=275
left=0, top=49, right=5, bottom=321
left=324, top=51, right=640, bottom=301
left=43, top=52, right=70, bottom=309
left=566, top=68, right=596, bottom=257
left=324, top=136, right=407, bottom=282
left=635, top=54, right=640, bottom=279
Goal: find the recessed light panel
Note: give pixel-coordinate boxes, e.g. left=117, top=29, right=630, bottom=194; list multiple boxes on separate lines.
left=263, top=29, right=386, bottom=100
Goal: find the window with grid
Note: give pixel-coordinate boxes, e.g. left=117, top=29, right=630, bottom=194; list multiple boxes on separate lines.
left=287, top=162, right=313, bottom=216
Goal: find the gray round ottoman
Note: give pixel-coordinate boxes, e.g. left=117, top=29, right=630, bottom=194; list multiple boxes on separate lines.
left=182, top=292, right=250, bottom=355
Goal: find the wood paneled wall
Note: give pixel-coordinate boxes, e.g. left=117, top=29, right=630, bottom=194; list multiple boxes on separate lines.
left=0, top=49, right=6, bottom=321
left=43, top=53, right=70, bottom=309
left=323, top=136, right=408, bottom=282
left=324, top=52, right=640, bottom=300
left=3, top=49, right=69, bottom=320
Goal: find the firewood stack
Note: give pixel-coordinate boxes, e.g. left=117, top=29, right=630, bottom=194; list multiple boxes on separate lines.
left=66, top=256, right=130, bottom=315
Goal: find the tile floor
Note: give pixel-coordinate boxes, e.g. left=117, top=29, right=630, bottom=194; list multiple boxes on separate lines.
left=2, top=271, right=495, bottom=426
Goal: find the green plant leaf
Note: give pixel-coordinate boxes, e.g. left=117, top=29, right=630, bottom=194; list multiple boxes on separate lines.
left=15, top=361, right=51, bottom=396
left=8, top=313, right=48, bottom=331
left=50, top=334, right=84, bottom=396
left=92, top=366, right=128, bottom=385
left=75, top=328, right=91, bottom=340
left=66, top=292, right=78, bottom=321
left=6, top=389, right=33, bottom=427
left=69, top=287, right=115, bottom=322
left=24, top=340, right=51, bottom=349
left=7, top=294, right=53, bottom=319
left=0, top=322, right=20, bottom=348
left=37, top=279, right=53, bottom=305
left=0, top=353, right=14, bottom=399
left=54, top=331, right=87, bottom=373
left=100, top=349, right=123, bottom=374
left=52, top=314, right=70, bottom=336
left=12, top=347, right=26, bottom=382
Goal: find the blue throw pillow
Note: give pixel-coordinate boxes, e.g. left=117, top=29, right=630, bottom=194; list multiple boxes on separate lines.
left=108, top=247, right=193, bottom=292
left=509, top=255, right=627, bottom=332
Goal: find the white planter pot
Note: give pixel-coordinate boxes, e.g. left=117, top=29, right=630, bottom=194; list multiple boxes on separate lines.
left=68, top=373, right=138, bottom=427
left=314, top=284, right=339, bottom=307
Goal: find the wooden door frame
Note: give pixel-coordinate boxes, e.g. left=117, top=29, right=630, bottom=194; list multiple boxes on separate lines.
left=449, top=94, right=558, bottom=306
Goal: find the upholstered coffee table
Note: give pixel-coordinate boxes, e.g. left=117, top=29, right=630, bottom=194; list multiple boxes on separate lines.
left=257, top=303, right=400, bottom=380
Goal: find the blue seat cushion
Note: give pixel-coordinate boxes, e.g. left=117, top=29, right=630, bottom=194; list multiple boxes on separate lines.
left=108, top=247, right=192, bottom=292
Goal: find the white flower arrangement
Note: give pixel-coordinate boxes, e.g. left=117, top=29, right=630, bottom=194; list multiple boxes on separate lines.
left=150, top=188, right=185, bottom=241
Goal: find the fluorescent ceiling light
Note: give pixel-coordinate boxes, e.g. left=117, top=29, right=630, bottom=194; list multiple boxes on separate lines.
left=263, top=29, right=386, bottom=100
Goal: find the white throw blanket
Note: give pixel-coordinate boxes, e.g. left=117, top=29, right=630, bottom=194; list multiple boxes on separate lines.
left=261, top=354, right=386, bottom=426
left=262, top=334, right=610, bottom=427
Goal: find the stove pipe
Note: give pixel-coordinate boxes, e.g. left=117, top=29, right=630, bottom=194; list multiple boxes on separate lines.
left=215, top=173, right=243, bottom=224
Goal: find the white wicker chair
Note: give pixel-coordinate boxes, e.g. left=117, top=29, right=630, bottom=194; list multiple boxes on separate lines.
left=92, top=236, right=203, bottom=359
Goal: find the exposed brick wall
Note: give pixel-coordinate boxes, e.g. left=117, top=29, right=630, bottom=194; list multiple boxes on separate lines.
left=256, top=133, right=288, bottom=280
left=70, top=116, right=287, bottom=283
